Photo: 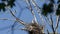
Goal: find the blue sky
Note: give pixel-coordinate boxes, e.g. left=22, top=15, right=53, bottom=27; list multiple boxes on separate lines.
left=0, top=0, right=60, bottom=34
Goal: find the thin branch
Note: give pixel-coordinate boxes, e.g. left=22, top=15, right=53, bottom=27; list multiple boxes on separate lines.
left=55, top=16, right=60, bottom=32
left=0, top=18, right=16, bottom=21
left=45, top=16, right=52, bottom=27
left=47, top=29, right=50, bottom=34
left=25, top=0, right=38, bottom=24
left=31, top=0, right=45, bottom=24
left=45, top=14, right=56, bottom=34
left=9, top=10, right=35, bottom=32
left=9, top=9, right=27, bottom=26
left=50, top=14, right=55, bottom=34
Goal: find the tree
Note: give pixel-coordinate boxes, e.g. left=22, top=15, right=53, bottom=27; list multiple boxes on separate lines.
left=0, top=0, right=60, bottom=34
left=42, top=0, right=60, bottom=34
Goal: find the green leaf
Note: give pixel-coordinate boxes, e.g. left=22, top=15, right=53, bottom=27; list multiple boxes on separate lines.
left=56, top=9, right=60, bottom=15
left=42, top=3, right=48, bottom=16
left=56, top=4, right=60, bottom=15
left=58, top=4, right=60, bottom=8
left=0, top=3, right=6, bottom=11
left=0, top=0, right=15, bottom=12
left=42, top=3, right=53, bottom=16
left=7, top=0, right=15, bottom=8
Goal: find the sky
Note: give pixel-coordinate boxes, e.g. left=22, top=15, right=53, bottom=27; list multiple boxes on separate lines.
left=0, top=0, right=60, bottom=34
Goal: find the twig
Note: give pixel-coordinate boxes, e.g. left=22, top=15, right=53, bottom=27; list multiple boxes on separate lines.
left=31, top=0, right=45, bottom=24
left=0, top=18, right=16, bottom=21
left=44, top=16, right=52, bottom=28
left=9, top=9, right=27, bottom=26
left=55, top=16, right=60, bottom=32
left=47, top=29, right=50, bottom=34
left=50, top=14, right=55, bottom=34
left=25, top=0, right=38, bottom=24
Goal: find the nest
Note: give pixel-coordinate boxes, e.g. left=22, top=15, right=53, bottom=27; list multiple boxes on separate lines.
left=23, top=22, right=45, bottom=34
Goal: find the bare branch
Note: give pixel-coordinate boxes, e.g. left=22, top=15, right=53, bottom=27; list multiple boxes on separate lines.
left=0, top=18, right=16, bottom=21
left=45, top=14, right=56, bottom=34
left=20, top=28, right=28, bottom=31
left=50, top=14, right=55, bottom=34
left=9, top=9, right=27, bottom=26
left=45, top=16, right=52, bottom=27
left=47, top=29, right=50, bottom=34
left=55, top=16, right=60, bottom=32
left=31, top=0, right=45, bottom=24
left=25, top=0, right=38, bottom=24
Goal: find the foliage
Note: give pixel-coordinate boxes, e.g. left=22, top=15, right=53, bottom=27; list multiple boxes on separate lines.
left=56, top=0, right=60, bottom=15
left=0, top=0, right=15, bottom=11
left=42, top=0, right=60, bottom=16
